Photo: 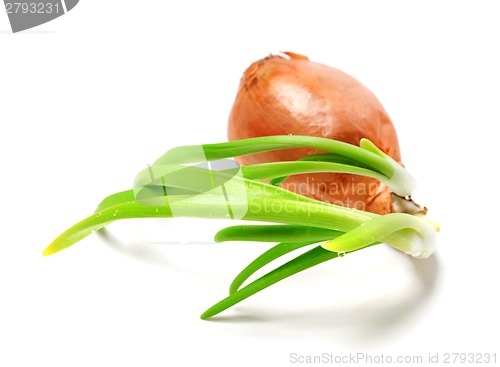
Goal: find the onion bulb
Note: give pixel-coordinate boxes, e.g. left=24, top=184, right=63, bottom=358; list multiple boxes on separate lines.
left=228, top=52, right=402, bottom=214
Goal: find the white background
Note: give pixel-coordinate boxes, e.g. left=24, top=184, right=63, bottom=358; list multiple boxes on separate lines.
left=1, top=1, right=499, bottom=366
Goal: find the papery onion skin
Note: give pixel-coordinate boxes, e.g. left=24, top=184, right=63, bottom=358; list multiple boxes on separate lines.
left=228, top=52, right=401, bottom=214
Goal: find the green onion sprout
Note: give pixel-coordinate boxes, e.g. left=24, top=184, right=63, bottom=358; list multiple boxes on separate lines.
left=43, top=135, right=438, bottom=319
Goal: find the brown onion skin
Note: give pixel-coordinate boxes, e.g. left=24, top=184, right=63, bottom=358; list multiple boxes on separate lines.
left=228, top=52, right=402, bottom=215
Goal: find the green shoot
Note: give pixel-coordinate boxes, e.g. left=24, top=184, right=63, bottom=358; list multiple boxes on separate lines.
left=43, top=136, right=437, bottom=319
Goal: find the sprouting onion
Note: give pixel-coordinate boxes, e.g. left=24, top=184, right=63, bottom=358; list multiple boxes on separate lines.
left=43, top=135, right=438, bottom=319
